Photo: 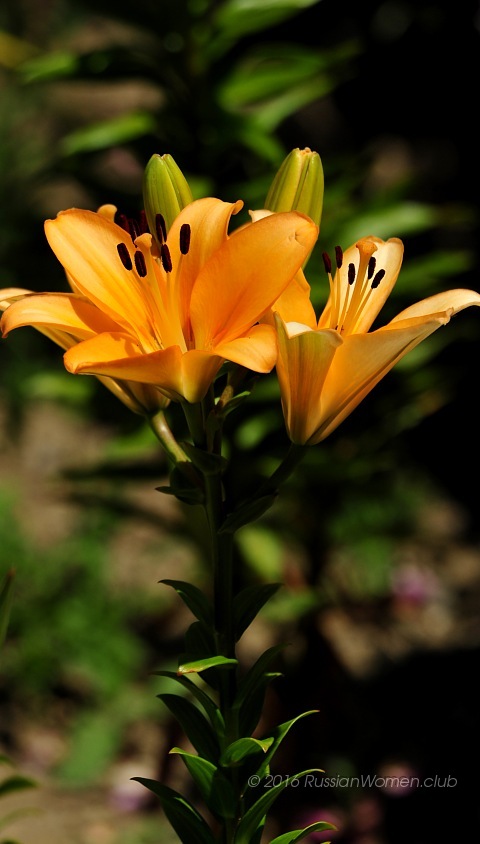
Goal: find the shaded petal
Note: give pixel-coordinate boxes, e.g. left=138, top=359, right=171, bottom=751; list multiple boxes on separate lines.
left=389, top=288, right=480, bottom=324
left=191, top=211, right=318, bottom=348
left=268, top=269, right=317, bottom=328
left=64, top=332, right=222, bottom=403
left=275, top=316, right=342, bottom=444
left=214, top=323, right=278, bottom=373
left=44, top=209, right=155, bottom=337
left=1, top=293, right=122, bottom=339
left=312, top=314, right=450, bottom=443
left=0, top=288, right=32, bottom=310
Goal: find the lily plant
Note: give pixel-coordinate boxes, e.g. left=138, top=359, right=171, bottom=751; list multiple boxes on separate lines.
left=1, top=149, right=479, bottom=844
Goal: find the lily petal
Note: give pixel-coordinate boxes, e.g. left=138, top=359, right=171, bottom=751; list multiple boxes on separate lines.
left=63, top=332, right=223, bottom=403
left=191, top=211, right=318, bottom=348
left=44, top=210, right=156, bottom=338
left=389, top=288, right=480, bottom=324
left=214, top=323, right=278, bottom=373
left=275, top=316, right=342, bottom=444
left=313, top=314, right=451, bottom=442
left=1, top=293, right=122, bottom=339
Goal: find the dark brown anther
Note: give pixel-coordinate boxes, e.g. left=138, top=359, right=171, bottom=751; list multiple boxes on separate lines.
left=161, top=243, right=173, bottom=273
left=348, top=263, right=356, bottom=285
left=116, top=213, right=130, bottom=233
left=129, top=218, right=140, bottom=242
left=139, top=210, right=149, bottom=234
left=179, top=223, right=191, bottom=255
left=371, top=268, right=385, bottom=289
left=367, top=256, right=376, bottom=279
left=322, top=251, right=332, bottom=274
left=155, top=214, right=167, bottom=244
left=335, top=245, right=343, bottom=269
left=134, top=250, right=147, bottom=277
left=117, top=243, right=132, bottom=271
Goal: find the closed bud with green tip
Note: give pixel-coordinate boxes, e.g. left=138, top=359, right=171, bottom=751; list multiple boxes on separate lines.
left=265, top=147, right=324, bottom=230
left=143, top=153, right=193, bottom=245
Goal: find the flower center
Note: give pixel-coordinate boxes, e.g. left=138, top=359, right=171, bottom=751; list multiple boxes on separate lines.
left=322, top=239, right=385, bottom=335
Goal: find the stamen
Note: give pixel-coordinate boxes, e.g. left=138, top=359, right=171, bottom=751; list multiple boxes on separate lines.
left=139, top=210, right=149, bottom=234
left=371, top=268, right=385, bottom=289
left=348, top=263, right=356, bottom=285
left=129, top=218, right=140, bottom=242
left=335, top=245, right=343, bottom=269
left=322, top=251, right=332, bottom=274
left=134, top=250, right=147, bottom=277
left=116, top=213, right=130, bottom=233
left=117, top=243, right=132, bottom=271
left=179, top=223, right=191, bottom=255
left=161, top=243, right=173, bottom=273
left=367, top=256, right=376, bottom=279
left=156, top=214, right=167, bottom=244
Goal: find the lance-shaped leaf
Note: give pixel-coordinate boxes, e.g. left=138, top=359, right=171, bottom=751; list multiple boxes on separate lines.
left=161, top=579, right=214, bottom=627
left=132, top=778, right=215, bottom=844
left=269, top=821, right=337, bottom=844
left=154, top=671, right=225, bottom=737
left=233, top=644, right=285, bottom=735
left=178, top=656, right=238, bottom=675
left=170, top=748, right=236, bottom=819
left=219, top=495, right=277, bottom=534
left=234, top=769, right=324, bottom=844
left=180, top=441, right=227, bottom=475
left=258, top=711, right=318, bottom=779
left=158, top=694, right=219, bottom=763
left=233, top=582, right=282, bottom=640
left=221, top=737, right=274, bottom=767
left=0, top=775, right=36, bottom=798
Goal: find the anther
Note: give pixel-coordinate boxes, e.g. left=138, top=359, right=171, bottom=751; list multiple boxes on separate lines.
left=179, top=223, right=191, bottom=255
left=367, top=256, right=376, bottom=280
left=117, top=243, right=132, bottom=271
left=116, top=213, right=130, bottom=233
left=134, top=250, right=147, bottom=277
left=155, top=214, right=167, bottom=244
left=139, top=210, right=149, bottom=234
left=161, top=243, right=173, bottom=273
left=129, top=218, right=140, bottom=242
left=335, top=245, right=343, bottom=269
left=371, top=268, right=385, bottom=289
left=322, top=251, right=332, bottom=274
left=348, top=263, right=356, bottom=285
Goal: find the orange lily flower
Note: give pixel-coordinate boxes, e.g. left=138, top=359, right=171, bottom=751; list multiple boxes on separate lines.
left=274, top=235, right=480, bottom=444
left=1, top=198, right=317, bottom=404
left=0, top=286, right=170, bottom=416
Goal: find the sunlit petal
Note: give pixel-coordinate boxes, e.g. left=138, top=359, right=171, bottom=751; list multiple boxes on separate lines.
left=214, top=323, right=278, bottom=372
left=1, top=293, right=122, bottom=339
left=191, top=211, right=318, bottom=348
left=388, top=288, right=480, bottom=324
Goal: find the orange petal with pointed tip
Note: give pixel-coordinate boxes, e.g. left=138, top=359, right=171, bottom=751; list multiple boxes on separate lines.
left=191, top=211, right=318, bottom=349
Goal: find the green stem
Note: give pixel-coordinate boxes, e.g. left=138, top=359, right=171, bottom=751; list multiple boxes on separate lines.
left=258, top=443, right=308, bottom=498
left=149, top=410, right=201, bottom=487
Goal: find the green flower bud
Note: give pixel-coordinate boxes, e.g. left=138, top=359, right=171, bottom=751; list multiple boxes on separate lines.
left=265, top=147, right=324, bottom=230
left=143, top=153, right=193, bottom=244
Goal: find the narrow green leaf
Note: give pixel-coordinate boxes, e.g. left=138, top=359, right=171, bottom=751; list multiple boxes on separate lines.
left=237, top=672, right=282, bottom=737
left=234, top=645, right=285, bottom=711
left=132, top=778, right=215, bottom=844
left=253, top=711, right=319, bottom=784
left=158, top=694, right=219, bottom=763
left=161, top=580, right=213, bottom=627
left=60, top=111, right=156, bottom=156
left=269, top=821, right=337, bottom=844
left=234, top=769, right=324, bottom=844
left=154, top=671, right=224, bottom=736
left=178, top=656, right=238, bottom=674
left=0, top=570, right=15, bottom=652
left=233, top=583, right=282, bottom=640
left=219, top=495, right=277, bottom=534
left=180, top=442, right=227, bottom=475
left=0, top=775, right=36, bottom=797
left=183, top=621, right=217, bottom=664
left=170, top=749, right=236, bottom=819
left=221, top=737, right=274, bottom=767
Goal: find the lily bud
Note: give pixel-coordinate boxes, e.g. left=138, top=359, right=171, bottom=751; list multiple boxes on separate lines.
left=264, top=148, right=324, bottom=229
left=143, top=153, right=193, bottom=244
